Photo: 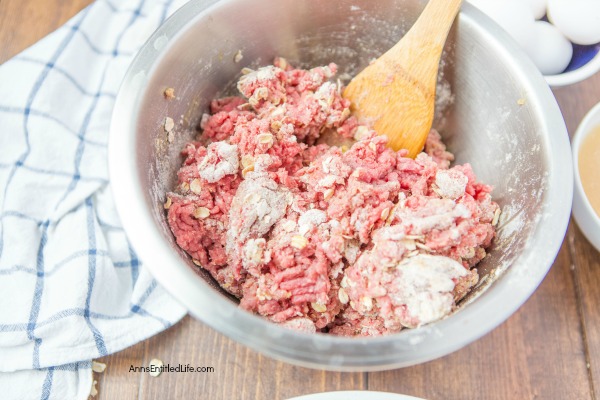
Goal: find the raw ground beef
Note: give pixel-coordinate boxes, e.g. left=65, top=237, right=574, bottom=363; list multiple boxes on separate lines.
left=166, top=58, right=500, bottom=336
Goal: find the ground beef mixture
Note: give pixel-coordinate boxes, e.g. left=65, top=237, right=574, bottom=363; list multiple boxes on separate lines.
left=166, top=58, right=499, bottom=336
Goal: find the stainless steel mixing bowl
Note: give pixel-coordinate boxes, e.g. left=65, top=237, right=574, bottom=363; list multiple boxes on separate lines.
left=109, top=0, right=572, bottom=370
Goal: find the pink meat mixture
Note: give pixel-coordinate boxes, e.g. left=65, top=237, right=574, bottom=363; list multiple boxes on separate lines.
left=166, top=58, right=499, bottom=336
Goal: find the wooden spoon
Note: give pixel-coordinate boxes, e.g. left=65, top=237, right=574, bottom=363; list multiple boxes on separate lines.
left=343, top=0, right=462, bottom=158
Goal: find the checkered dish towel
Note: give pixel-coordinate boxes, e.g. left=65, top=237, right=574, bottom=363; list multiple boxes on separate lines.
left=0, top=0, right=190, bottom=398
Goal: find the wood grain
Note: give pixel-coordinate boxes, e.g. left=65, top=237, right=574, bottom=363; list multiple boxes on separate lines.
left=2, top=1, right=600, bottom=399
left=553, top=72, right=600, bottom=399
left=94, top=342, right=145, bottom=399
left=96, top=317, right=365, bottom=399
left=568, top=224, right=600, bottom=394
left=0, top=0, right=93, bottom=63
left=553, top=72, right=600, bottom=135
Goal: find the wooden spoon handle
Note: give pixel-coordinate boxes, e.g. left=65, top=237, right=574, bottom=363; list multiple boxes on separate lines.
left=386, top=0, right=462, bottom=80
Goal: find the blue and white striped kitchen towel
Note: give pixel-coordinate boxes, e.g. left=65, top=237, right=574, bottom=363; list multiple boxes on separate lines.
left=0, top=0, right=190, bottom=398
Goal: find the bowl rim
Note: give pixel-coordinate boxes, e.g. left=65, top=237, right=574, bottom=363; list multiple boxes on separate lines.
left=108, top=0, right=573, bottom=370
left=572, top=101, right=600, bottom=245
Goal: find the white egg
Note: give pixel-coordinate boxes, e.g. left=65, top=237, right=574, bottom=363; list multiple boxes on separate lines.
left=467, top=0, right=536, bottom=49
left=526, top=21, right=573, bottom=75
left=548, top=0, right=600, bottom=45
left=524, top=0, right=548, bottom=20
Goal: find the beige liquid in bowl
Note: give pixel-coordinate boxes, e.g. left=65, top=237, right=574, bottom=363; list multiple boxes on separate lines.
left=579, top=125, right=600, bottom=217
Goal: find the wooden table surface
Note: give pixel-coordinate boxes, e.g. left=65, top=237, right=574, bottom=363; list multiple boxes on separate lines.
left=2, top=1, right=600, bottom=399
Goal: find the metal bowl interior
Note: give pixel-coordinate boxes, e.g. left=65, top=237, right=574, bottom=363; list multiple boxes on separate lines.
left=109, top=0, right=572, bottom=370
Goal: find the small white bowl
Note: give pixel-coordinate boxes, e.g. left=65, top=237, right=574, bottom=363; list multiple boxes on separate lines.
left=546, top=44, right=600, bottom=87
left=572, top=101, right=600, bottom=252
